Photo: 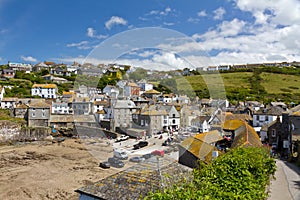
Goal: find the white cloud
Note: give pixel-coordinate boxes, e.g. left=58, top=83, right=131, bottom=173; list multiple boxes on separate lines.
left=86, top=27, right=108, bottom=39
left=213, top=7, right=226, bottom=20
left=160, top=7, right=172, bottom=15
left=152, top=52, right=187, bottom=68
left=147, top=7, right=173, bottom=16
left=194, top=18, right=246, bottom=40
left=21, top=56, right=37, bottom=62
left=234, top=0, right=300, bottom=25
left=187, top=17, right=200, bottom=23
left=66, top=41, right=93, bottom=50
left=105, top=16, right=127, bottom=30
left=197, top=10, right=207, bottom=17
left=163, top=22, right=175, bottom=26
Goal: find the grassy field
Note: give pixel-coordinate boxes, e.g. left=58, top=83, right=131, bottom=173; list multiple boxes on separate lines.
left=176, top=72, right=252, bottom=90
left=174, top=72, right=300, bottom=102
left=260, top=72, right=300, bottom=94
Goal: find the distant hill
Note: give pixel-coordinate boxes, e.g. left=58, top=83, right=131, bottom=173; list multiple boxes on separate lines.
left=171, top=71, right=300, bottom=104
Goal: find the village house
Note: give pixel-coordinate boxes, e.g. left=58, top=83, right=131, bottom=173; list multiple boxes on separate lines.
left=218, top=65, right=231, bottom=71
left=160, top=105, right=181, bottom=131
left=27, top=101, right=51, bottom=127
left=206, top=66, right=218, bottom=71
left=132, top=104, right=168, bottom=136
left=95, top=109, right=106, bottom=123
left=31, top=84, right=58, bottom=99
left=260, top=116, right=282, bottom=145
left=66, top=64, right=79, bottom=74
left=8, top=62, right=32, bottom=72
left=190, top=115, right=211, bottom=133
left=0, top=85, right=5, bottom=102
left=71, top=97, right=92, bottom=115
left=0, top=97, right=18, bottom=109
left=50, top=66, right=72, bottom=77
left=1, top=69, right=15, bottom=79
left=112, top=99, right=136, bottom=132
left=32, top=61, right=53, bottom=72
left=180, top=105, right=200, bottom=128
left=42, top=74, right=69, bottom=84
left=137, top=80, right=153, bottom=94
left=50, top=114, right=74, bottom=129
left=290, top=108, right=300, bottom=139
left=13, top=103, right=28, bottom=118
left=124, top=82, right=140, bottom=97
left=93, top=100, right=109, bottom=113
left=252, top=106, right=284, bottom=132
left=52, top=102, right=71, bottom=114
left=75, top=85, right=88, bottom=98
left=103, top=85, right=119, bottom=98
left=178, top=130, right=223, bottom=168
left=141, top=89, right=160, bottom=99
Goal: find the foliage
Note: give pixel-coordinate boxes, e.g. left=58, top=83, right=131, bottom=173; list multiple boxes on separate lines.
left=146, top=147, right=276, bottom=200
left=15, top=71, right=46, bottom=84
left=157, top=78, right=178, bottom=94
left=128, top=68, right=148, bottom=81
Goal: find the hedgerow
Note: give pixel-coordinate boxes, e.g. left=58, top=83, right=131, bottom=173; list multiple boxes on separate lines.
left=145, top=147, right=276, bottom=200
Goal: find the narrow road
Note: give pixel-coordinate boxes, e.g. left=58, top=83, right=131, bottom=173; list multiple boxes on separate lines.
left=268, top=159, right=300, bottom=200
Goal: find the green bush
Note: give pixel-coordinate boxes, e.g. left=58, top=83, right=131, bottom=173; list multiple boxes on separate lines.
left=146, top=147, right=276, bottom=200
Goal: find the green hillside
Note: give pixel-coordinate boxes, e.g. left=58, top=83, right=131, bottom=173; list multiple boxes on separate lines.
left=174, top=71, right=300, bottom=103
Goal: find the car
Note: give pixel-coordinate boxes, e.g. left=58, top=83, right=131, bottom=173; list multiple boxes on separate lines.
left=108, top=157, right=125, bottom=168
left=99, top=161, right=110, bottom=169
left=129, top=156, right=145, bottom=163
left=133, top=141, right=148, bottom=150
left=115, top=135, right=129, bottom=142
left=142, top=153, right=153, bottom=159
left=151, top=150, right=165, bottom=157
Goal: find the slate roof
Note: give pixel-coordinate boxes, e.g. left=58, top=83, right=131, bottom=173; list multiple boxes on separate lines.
left=114, top=100, right=136, bottom=109
left=254, top=106, right=284, bottom=116
left=230, top=120, right=262, bottom=148
left=76, top=157, right=191, bottom=200
left=180, top=130, right=223, bottom=163
left=1, top=97, right=18, bottom=102
left=32, top=84, right=57, bottom=89
left=50, top=114, right=96, bottom=123
left=143, top=89, right=160, bottom=94
left=29, top=101, right=50, bottom=108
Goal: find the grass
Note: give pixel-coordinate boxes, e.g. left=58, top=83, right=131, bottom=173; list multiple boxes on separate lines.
left=260, top=72, right=300, bottom=94
left=174, top=72, right=300, bottom=102
left=176, top=72, right=252, bottom=98
left=177, top=72, right=252, bottom=91
left=0, top=109, right=26, bottom=124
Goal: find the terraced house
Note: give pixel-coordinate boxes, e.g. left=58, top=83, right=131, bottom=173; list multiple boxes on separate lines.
left=31, top=84, right=58, bottom=99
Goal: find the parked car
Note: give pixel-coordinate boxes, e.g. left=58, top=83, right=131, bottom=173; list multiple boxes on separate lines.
left=142, top=153, right=153, bottom=159
left=133, top=141, right=149, bottom=150
left=113, top=148, right=128, bottom=160
left=151, top=150, right=165, bottom=157
left=99, top=161, right=110, bottom=169
left=115, top=135, right=129, bottom=142
left=108, top=157, right=125, bottom=168
left=129, top=156, right=145, bottom=163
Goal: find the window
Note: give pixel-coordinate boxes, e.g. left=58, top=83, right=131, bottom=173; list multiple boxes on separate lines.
left=272, top=129, right=276, bottom=137
left=32, top=112, right=35, bottom=117
left=42, top=112, right=45, bottom=117
left=172, top=119, right=176, bottom=124
left=172, top=114, right=176, bottom=118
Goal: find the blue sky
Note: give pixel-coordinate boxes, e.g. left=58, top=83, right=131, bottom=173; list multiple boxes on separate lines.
left=1, top=0, right=300, bottom=69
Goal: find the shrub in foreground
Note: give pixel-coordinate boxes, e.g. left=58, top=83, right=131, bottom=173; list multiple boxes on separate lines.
left=146, top=147, right=276, bottom=200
